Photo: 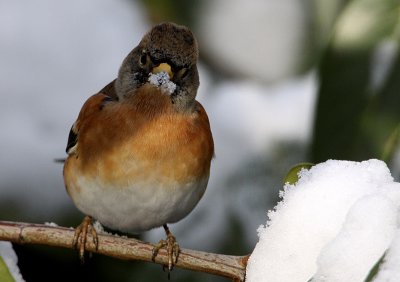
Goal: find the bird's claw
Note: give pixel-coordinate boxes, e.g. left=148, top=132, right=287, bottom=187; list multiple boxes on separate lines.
left=152, top=226, right=180, bottom=272
left=73, top=216, right=98, bottom=262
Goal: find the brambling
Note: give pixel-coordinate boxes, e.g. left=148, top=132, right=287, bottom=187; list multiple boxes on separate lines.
left=63, top=22, right=214, bottom=270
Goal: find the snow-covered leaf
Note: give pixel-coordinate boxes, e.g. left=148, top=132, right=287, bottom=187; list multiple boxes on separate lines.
left=246, top=159, right=400, bottom=282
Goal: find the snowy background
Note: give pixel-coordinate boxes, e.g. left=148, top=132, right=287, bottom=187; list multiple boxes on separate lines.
left=1, top=0, right=399, bottom=281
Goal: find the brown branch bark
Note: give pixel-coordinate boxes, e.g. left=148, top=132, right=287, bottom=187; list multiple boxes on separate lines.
left=0, top=221, right=248, bottom=281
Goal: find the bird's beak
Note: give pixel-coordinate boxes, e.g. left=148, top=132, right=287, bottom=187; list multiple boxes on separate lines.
left=151, top=63, right=174, bottom=79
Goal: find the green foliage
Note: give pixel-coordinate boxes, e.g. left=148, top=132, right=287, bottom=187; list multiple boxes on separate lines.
left=382, top=123, right=400, bottom=163
left=364, top=252, right=386, bottom=282
left=284, top=163, right=314, bottom=185
left=311, top=0, right=400, bottom=163
left=0, top=256, right=15, bottom=282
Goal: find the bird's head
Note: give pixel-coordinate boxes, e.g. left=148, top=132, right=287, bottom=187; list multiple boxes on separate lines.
left=115, top=22, right=199, bottom=112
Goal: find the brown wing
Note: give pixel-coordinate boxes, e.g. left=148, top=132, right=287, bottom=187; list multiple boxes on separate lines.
left=65, top=78, right=119, bottom=155
left=65, top=93, right=113, bottom=155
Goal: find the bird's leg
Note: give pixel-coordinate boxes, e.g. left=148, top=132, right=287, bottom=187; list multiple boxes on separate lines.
left=72, top=215, right=98, bottom=262
left=152, top=224, right=180, bottom=272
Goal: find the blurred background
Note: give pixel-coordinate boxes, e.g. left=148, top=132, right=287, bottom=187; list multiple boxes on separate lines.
left=0, top=0, right=399, bottom=281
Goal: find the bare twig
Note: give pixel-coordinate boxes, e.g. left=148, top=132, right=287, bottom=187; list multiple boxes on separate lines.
left=0, top=221, right=248, bottom=281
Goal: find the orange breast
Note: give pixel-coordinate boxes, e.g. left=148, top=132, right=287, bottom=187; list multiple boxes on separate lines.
left=66, top=85, right=214, bottom=189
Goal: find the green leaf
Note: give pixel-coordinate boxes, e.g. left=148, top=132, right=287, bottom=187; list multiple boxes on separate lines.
left=364, top=252, right=386, bottom=282
left=0, top=256, right=16, bottom=282
left=284, top=163, right=314, bottom=184
left=311, top=0, right=400, bottom=162
left=381, top=123, right=400, bottom=163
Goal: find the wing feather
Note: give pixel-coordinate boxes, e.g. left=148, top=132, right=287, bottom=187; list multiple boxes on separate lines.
left=65, top=93, right=114, bottom=155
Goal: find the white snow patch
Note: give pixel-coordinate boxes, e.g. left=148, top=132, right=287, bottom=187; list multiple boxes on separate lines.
left=246, top=159, right=400, bottom=282
left=313, top=194, right=397, bottom=281
left=93, top=220, right=106, bottom=234
left=44, top=222, right=59, bottom=227
left=148, top=72, right=176, bottom=95
left=373, top=229, right=400, bottom=282
left=93, top=220, right=127, bottom=238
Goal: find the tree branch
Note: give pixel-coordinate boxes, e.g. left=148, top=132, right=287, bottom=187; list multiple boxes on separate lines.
left=0, top=221, right=248, bottom=281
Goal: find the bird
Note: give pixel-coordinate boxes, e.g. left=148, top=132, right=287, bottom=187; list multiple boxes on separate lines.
left=63, top=22, right=214, bottom=271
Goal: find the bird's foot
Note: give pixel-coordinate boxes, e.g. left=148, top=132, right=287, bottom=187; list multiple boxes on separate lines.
left=73, top=215, right=98, bottom=262
left=152, top=224, right=180, bottom=272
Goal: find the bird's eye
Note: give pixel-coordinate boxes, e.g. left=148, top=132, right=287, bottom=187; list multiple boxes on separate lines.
left=139, top=53, right=147, bottom=66
left=178, top=68, right=188, bottom=79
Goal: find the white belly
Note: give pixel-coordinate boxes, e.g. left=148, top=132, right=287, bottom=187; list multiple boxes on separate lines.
left=68, top=175, right=208, bottom=233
